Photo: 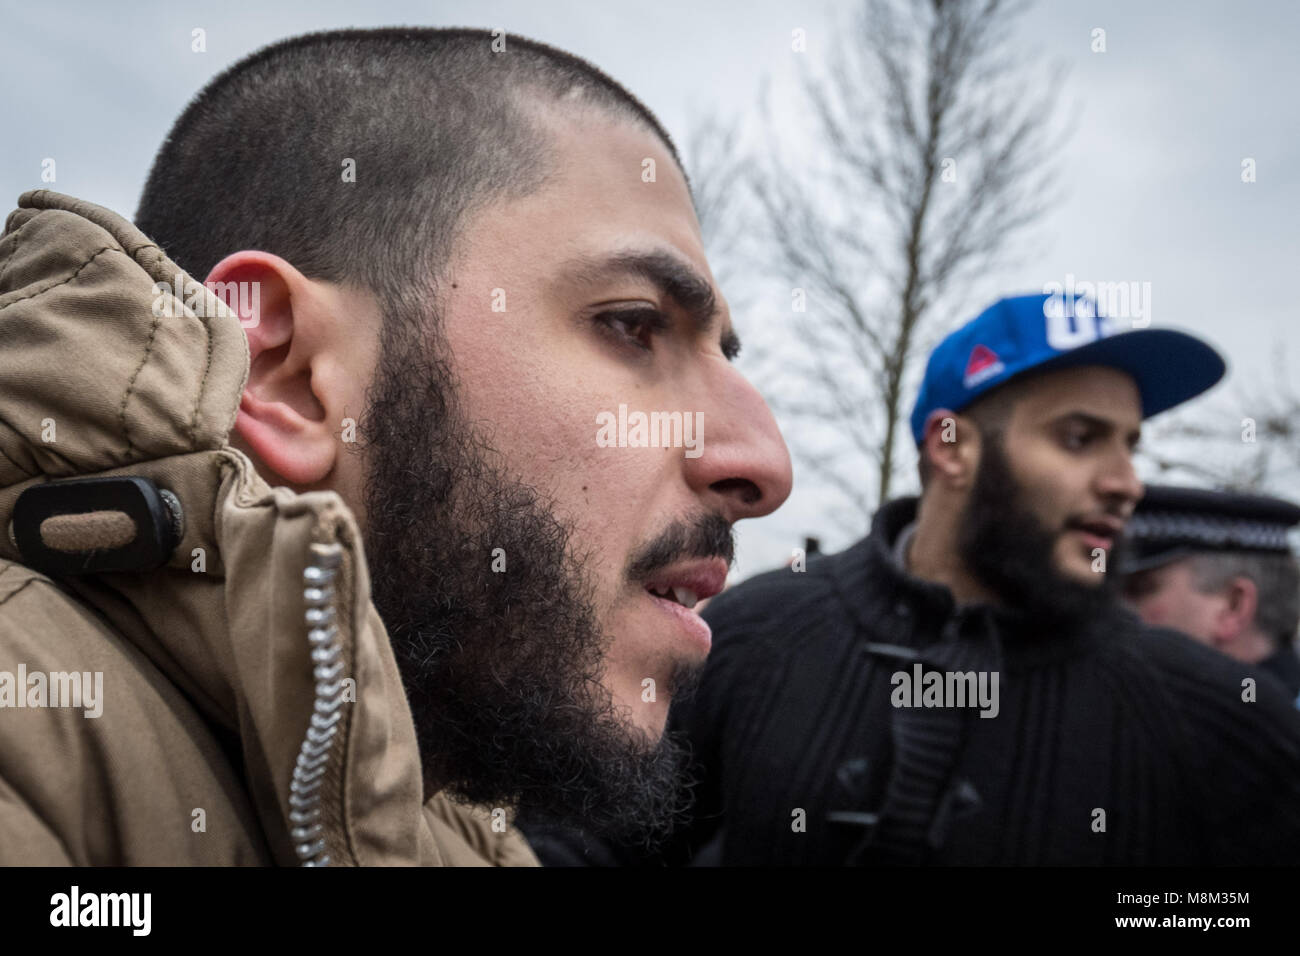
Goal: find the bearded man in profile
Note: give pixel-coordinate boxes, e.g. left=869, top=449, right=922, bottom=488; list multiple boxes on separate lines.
left=0, top=28, right=791, bottom=865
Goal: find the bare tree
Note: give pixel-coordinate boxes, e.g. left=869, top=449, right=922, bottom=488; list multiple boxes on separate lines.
left=683, top=114, right=746, bottom=262
left=743, top=0, right=1063, bottom=519
left=681, top=111, right=757, bottom=312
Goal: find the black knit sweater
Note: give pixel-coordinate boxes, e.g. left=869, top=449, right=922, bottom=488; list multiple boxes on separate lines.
left=633, top=497, right=1300, bottom=865
left=1262, top=643, right=1300, bottom=701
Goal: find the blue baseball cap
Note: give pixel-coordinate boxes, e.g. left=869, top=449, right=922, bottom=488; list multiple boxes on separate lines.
left=909, top=293, right=1226, bottom=445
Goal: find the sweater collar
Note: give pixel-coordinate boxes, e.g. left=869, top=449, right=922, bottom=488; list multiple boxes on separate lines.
left=856, top=496, right=1117, bottom=651
left=867, top=496, right=958, bottom=613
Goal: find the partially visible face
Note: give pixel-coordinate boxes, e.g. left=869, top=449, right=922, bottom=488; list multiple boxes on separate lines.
left=991, top=365, right=1145, bottom=586
left=356, top=107, right=791, bottom=839
left=955, top=365, right=1145, bottom=625
left=1122, top=558, right=1221, bottom=643
left=434, top=109, right=792, bottom=734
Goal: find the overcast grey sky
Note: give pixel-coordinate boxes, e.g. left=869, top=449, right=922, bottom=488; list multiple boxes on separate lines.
left=2, top=0, right=1296, bottom=580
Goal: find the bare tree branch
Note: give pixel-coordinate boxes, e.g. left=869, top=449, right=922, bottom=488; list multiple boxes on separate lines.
left=685, top=0, right=1065, bottom=539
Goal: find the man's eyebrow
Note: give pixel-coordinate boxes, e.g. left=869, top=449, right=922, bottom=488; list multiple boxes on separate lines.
left=1053, top=410, right=1142, bottom=446
left=560, top=249, right=741, bottom=359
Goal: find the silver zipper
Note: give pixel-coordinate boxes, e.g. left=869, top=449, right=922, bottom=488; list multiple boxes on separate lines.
left=290, top=541, right=347, bottom=866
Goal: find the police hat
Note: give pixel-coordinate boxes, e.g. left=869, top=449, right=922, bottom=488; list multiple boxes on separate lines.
left=1119, top=485, right=1300, bottom=575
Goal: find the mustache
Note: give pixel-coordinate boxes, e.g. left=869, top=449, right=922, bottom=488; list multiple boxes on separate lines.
left=625, top=512, right=735, bottom=583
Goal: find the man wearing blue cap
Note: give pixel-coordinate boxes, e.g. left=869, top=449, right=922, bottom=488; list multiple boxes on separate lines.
left=527, top=291, right=1300, bottom=866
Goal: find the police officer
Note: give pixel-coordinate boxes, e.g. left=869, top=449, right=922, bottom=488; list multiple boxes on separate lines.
left=1120, top=485, right=1300, bottom=701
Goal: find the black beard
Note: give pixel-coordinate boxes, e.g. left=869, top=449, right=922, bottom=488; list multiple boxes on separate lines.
left=356, top=310, right=714, bottom=846
left=957, top=434, right=1122, bottom=630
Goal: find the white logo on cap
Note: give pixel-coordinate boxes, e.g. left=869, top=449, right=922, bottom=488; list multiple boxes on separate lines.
left=1042, top=292, right=1121, bottom=350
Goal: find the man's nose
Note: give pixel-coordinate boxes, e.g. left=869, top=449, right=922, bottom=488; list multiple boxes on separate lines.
left=1097, top=446, right=1144, bottom=510
left=683, top=367, right=793, bottom=524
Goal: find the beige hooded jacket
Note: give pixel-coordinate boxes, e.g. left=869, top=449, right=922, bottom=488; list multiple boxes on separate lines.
left=0, top=190, right=539, bottom=866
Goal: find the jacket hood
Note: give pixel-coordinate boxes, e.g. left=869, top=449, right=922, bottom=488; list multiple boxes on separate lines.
left=0, top=190, right=437, bottom=864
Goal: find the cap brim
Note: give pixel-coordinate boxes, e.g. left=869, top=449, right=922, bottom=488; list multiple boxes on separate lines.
left=1033, top=328, right=1226, bottom=418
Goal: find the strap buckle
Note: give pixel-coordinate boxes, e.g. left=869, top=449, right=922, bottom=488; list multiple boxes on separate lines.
left=12, top=476, right=182, bottom=575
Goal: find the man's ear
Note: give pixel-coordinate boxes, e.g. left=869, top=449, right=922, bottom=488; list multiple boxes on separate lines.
left=1213, top=576, right=1259, bottom=645
left=921, top=409, right=981, bottom=489
left=211, top=251, right=337, bottom=487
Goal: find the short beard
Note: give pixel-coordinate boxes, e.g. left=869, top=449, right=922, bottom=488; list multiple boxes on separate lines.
left=957, top=433, right=1121, bottom=630
left=356, top=305, right=696, bottom=845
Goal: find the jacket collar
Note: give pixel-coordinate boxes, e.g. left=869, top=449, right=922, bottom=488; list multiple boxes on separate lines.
left=0, top=190, right=429, bottom=864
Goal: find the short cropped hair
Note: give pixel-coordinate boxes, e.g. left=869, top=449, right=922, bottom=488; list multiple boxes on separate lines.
left=1188, top=550, right=1300, bottom=648
left=136, top=28, right=681, bottom=325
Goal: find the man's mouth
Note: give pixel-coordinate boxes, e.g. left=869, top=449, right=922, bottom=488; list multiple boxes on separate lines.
left=642, top=558, right=728, bottom=604
left=1066, top=515, right=1125, bottom=551
left=641, top=558, right=729, bottom=651
left=647, top=584, right=702, bottom=609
